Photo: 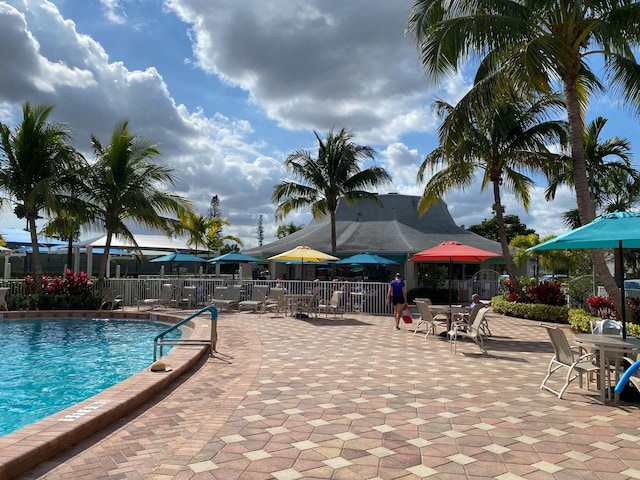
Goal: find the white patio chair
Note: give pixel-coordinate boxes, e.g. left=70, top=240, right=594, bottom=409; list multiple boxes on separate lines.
left=540, top=324, right=599, bottom=399
left=414, top=300, right=446, bottom=338
left=318, top=291, right=343, bottom=318
left=447, top=307, right=490, bottom=355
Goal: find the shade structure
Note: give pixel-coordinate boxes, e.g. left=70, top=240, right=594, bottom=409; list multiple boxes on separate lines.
left=528, top=211, right=640, bottom=338
left=268, top=246, right=338, bottom=280
left=208, top=252, right=263, bottom=264
left=335, top=252, right=398, bottom=265
left=410, top=241, right=501, bottom=322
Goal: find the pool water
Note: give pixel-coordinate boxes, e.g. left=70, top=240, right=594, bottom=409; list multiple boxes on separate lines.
left=0, top=318, right=181, bottom=437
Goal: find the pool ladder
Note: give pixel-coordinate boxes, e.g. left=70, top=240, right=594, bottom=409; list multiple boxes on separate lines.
left=153, top=306, right=218, bottom=361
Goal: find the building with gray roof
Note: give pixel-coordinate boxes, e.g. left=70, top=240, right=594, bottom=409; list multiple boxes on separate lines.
left=244, top=193, right=509, bottom=287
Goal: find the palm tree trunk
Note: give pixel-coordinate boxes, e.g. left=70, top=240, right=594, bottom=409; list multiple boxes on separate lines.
left=330, top=209, right=338, bottom=279
left=28, top=216, right=43, bottom=291
left=564, top=79, right=621, bottom=311
left=493, top=181, right=520, bottom=293
left=98, top=233, right=113, bottom=286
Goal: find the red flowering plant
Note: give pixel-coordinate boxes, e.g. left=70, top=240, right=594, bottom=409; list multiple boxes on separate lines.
left=504, top=278, right=567, bottom=306
left=586, top=295, right=619, bottom=320
left=21, top=270, right=99, bottom=310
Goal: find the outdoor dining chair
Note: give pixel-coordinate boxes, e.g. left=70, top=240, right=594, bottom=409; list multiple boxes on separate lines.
left=540, top=324, right=600, bottom=399
left=414, top=300, right=446, bottom=338
left=447, top=307, right=490, bottom=355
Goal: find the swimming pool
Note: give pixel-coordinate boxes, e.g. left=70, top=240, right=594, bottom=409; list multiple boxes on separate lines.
left=0, top=318, right=181, bottom=437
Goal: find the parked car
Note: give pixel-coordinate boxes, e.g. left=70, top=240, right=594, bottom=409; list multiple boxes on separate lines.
left=539, top=274, right=571, bottom=283
left=625, top=279, right=640, bottom=290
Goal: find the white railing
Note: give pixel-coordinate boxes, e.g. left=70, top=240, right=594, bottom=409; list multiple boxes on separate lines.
left=0, top=277, right=503, bottom=315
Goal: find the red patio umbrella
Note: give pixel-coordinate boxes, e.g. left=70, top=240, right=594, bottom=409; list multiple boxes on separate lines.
left=409, top=241, right=501, bottom=320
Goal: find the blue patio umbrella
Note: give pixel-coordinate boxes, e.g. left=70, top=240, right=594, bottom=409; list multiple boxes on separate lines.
left=208, top=251, right=263, bottom=279
left=150, top=252, right=208, bottom=263
left=528, top=211, right=640, bottom=339
left=208, top=252, right=263, bottom=264
left=336, top=253, right=398, bottom=265
left=150, top=252, right=207, bottom=276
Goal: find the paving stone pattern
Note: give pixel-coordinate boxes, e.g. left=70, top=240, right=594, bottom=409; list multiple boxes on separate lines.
left=20, top=310, right=640, bottom=479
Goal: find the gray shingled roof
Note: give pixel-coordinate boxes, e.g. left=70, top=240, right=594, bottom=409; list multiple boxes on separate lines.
left=244, top=194, right=503, bottom=258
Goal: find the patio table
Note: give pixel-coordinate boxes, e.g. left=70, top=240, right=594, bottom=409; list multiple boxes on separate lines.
left=428, top=304, right=470, bottom=330
left=285, top=294, right=314, bottom=317
left=574, top=333, right=640, bottom=404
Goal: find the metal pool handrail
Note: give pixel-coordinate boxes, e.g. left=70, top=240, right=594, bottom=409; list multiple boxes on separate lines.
left=153, top=306, right=218, bottom=361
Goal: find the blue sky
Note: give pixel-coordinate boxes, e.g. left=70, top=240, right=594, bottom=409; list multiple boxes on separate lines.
left=0, top=0, right=637, bottom=249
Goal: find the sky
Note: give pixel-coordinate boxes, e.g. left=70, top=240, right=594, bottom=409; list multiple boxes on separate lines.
left=0, top=0, right=638, bottom=250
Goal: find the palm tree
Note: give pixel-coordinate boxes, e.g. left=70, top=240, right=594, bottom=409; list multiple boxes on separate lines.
left=80, top=120, right=192, bottom=283
left=546, top=116, right=639, bottom=282
left=407, top=0, right=640, bottom=312
left=273, top=128, right=392, bottom=257
left=0, top=102, right=85, bottom=284
left=177, top=211, right=243, bottom=257
left=546, top=116, right=638, bottom=228
left=417, top=91, right=568, bottom=292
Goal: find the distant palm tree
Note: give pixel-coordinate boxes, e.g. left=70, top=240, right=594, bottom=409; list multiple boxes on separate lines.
left=273, top=128, right=391, bottom=256
left=81, top=120, right=192, bottom=283
left=546, top=116, right=638, bottom=228
left=408, top=0, right=640, bottom=314
left=418, top=91, right=567, bottom=292
left=0, top=102, right=85, bottom=284
left=176, top=211, right=243, bottom=256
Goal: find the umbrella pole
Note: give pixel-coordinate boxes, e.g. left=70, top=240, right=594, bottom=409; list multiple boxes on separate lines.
left=618, top=240, right=627, bottom=340
left=448, top=258, right=453, bottom=330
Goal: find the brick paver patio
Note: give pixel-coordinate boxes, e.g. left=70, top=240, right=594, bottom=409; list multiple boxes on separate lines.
left=14, top=309, right=640, bottom=479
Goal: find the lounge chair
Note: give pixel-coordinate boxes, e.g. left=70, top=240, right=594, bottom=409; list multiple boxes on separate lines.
left=239, top=285, right=269, bottom=312
left=261, top=288, right=286, bottom=317
left=447, top=307, right=490, bottom=355
left=540, top=324, right=599, bottom=399
left=100, top=287, right=123, bottom=310
left=210, top=285, right=242, bottom=311
left=0, top=287, right=8, bottom=311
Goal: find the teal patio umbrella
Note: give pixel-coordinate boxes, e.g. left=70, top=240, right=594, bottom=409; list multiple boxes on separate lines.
left=335, top=253, right=398, bottom=265
left=208, top=251, right=263, bottom=279
left=150, top=252, right=207, bottom=276
left=528, top=211, right=640, bottom=339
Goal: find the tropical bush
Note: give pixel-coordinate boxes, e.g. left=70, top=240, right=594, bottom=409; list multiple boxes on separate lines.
left=491, top=295, right=569, bottom=323
left=503, top=279, right=566, bottom=306
left=10, top=270, right=100, bottom=310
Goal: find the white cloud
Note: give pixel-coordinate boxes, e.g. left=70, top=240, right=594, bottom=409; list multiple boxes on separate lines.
left=0, top=0, right=591, bottom=249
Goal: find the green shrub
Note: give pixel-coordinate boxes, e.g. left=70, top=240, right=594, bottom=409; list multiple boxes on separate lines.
left=491, top=295, right=569, bottom=323
left=568, top=308, right=597, bottom=332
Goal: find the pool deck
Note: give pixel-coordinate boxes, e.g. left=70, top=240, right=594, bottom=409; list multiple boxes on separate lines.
left=6, top=307, right=640, bottom=479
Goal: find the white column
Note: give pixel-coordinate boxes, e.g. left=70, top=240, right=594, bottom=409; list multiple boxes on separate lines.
left=86, top=246, right=93, bottom=278
left=4, top=257, right=10, bottom=279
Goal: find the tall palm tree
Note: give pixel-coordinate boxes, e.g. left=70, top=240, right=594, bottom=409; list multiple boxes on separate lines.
left=417, top=91, right=568, bottom=292
left=0, top=102, right=84, bottom=284
left=273, top=128, right=391, bottom=257
left=546, top=116, right=639, bottom=282
left=407, top=0, right=640, bottom=311
left=81, top=120, right=192, bottom=283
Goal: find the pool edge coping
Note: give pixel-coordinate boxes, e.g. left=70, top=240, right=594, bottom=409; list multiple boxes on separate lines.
left=0, top=309, right=211, bottom=480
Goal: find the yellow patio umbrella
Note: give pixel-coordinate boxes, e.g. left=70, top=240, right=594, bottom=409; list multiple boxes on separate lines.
left=268, top=246, right=339, bottom=280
